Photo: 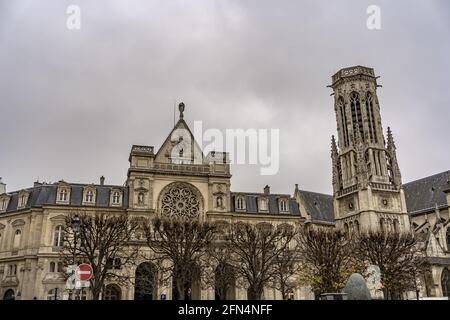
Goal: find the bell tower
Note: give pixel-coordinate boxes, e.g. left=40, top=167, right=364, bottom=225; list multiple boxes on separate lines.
left=329, top=66, right=410, bottom=233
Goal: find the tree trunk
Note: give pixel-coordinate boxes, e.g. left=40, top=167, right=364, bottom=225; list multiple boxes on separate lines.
left=247, top=283, right=263, bottom=300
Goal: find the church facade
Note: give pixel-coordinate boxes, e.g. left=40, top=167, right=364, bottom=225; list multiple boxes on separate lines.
left=0, top=66, right=449, bottom=300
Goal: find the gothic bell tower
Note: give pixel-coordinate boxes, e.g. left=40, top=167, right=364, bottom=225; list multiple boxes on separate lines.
left=329, top=66, right=410, bottom=233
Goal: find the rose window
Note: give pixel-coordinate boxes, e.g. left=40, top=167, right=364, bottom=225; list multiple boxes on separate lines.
left=160, top=183, right=201, bottom=218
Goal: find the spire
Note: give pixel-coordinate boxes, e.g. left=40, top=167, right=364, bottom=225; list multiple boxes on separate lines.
left=387, top=126, right=396, bottom=151
left=331, top=135, right=342, bottom=193
left=178, top=102, right=185, bottom=119
left=386, top=127, right=402, bottom=187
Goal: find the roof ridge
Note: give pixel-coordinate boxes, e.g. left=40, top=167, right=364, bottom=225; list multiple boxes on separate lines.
left=403, top=170, right=450, bottom=186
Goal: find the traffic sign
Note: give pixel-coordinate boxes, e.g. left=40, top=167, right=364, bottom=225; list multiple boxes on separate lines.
left=76, top=263, right=93, bottom=281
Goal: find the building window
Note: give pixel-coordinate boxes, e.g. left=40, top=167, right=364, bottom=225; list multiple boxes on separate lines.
left=59, top=189, right=68, bottom=202
left=259, top=198, right=268, bottom=211
left=355, top=220, right=360, bottom=234
left=49, top=262, right=56, bottom=272
left=54, top=225, right=64, bottom=247
left=112, top=191, right=121, bottom=204
left=47, top=288, right=61, bottom=300
left=338, top=97, right=349, bottom=147
left=0, top=198, right=8, bottom=211
left=13, top=229, right=21, bottom=248
left=57, top=262, right=64, bottom=272
left=380, top=218, right=385, bottom=232
left=350, top=92, right=364, bottom=139
left=446, top=228, right=450, bottom=251
left=366, top=93, right=378, bottom=143
left=393, top=219, right=400, bottom=233
left=279, top=199, right=288, bottom=212
left=8, top=264, right=17, bottom=276
left=104, top=284, right=121, bottom=300
left=85, top=190, right=94, bottom=203
left=19, top=194, right=27, bottom=207
left=236, top=196, right=245, bottom=210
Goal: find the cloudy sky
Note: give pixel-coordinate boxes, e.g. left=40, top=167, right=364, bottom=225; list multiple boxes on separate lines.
left=1, top=0, right=449, bottom=195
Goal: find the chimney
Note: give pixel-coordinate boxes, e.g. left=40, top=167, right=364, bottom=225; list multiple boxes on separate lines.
left=100, top=176, right=105, bottom=186
left=0, top=177, right=5, bottom=195
left=264, top=185, right=270, bottom=195
left=33, top=181, right=42, bottom=187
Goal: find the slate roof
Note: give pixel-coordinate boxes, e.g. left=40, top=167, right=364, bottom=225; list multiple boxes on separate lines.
left=2, top=183, right=128, bottom=213
left=298, top=190, right=335, bottom=224
left=230, top=192, right=300, bottom=216
left=403, top=170, right=450, bottom=215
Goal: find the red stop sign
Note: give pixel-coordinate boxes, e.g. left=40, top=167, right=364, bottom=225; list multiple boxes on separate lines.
left=76, top=263, right=93, bottom=281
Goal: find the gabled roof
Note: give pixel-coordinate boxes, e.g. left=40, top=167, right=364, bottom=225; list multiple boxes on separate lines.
left=298, top=190, right=335, bottom=224
left=403, top=170, right=450, bottom=215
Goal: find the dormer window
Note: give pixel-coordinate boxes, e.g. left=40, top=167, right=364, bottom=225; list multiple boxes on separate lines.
left=279, top=199, right=288, bottom=212
left=111, top=190, right=122, bottom=206
left=112, top=192, right=120, bottom=204
left=82, top=187, right=96, bottom=205
left=56, top=182, right=71, bottom=205
left=59, top=189, right=67, bottom=201
left=86, top=191, right=93, bottom=202
left=17, top=191, right=29, bottom=209
left=258, top=197, right=269, bottom=212
left=0, top=196, right=9, bottom=212
left=235, top=196, right=246, bottom=211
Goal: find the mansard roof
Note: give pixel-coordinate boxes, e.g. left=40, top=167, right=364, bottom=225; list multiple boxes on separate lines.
left=298, top=190, right=335, bottom=224
left=230, top=192, right=300, bottom=216
left=403, top=170, right=450, bottom=216
left=1, top=182, right=128, bottom=213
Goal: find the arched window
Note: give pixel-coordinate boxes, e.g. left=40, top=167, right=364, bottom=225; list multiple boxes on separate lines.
left=446, top=228, right=450, bottom=251
left=85, top=190, right=94, bottom=203
left=365, top=93, right=378, bottom=143
left=53, top=225, right=64, bottom=247
left=393, top=219, right=400, bottom=233
left=49, top=262, right=56, bottom=272
left=350, top=92, right=364, bottom=140
left=57, top=262, right=64, bottom=272
left=8, top=264, right=17, bottom=275
left=379, top=218, right=385, bottom=232
left=236, top=197, right=245, bottom=210
left=3, top=289, right=15, bottom=300
left=112, top=191, right=120, bottom=204
left=344, top=223, right=349, bottom=237
left=59, top=189, right=68, bottom=201
left=338, top=97, right=349, bottom=147
left=442, top=268, right=450, bottom=297
left=104, top=284, right=122, bottom=300
left=47, top=288, right=60, bottom=300
left=13, top=229, right=21, bottom=248
left=355, top=220, right=360, bottom=234
left=279, top=199, right=288, bottom=212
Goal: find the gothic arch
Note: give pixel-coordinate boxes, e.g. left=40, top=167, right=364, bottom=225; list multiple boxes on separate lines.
left=441, top=268, right=450, bottom=297
left=157, top=182, right=204, bottom=219
left=134, top=262, right=158, bottom=300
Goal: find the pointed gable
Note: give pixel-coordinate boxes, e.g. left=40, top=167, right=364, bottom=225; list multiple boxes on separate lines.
left=154, top=118, right=204, bottom=164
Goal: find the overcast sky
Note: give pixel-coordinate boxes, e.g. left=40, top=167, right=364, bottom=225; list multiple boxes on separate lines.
left=1, top=0, right=449, bottom=195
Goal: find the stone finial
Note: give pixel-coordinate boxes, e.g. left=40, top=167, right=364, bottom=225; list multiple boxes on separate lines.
left=100, top=176, right=105, bottom=186
left=264, top=185, right=270, bottom=195
left=178, top=102, right=185, bottom=119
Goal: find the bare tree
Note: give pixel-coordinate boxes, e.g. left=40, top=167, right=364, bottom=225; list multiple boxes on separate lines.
left=269, top=243, right=300, bottom=300
left=296, top=228, right=364, bottom=297
left=226, top=222, right=295, bottom=300
left=60, top=211, right=140, bottom=300
left=354, top=231, right=430, bottom=300
left=142, top=217, right=217, bottom=300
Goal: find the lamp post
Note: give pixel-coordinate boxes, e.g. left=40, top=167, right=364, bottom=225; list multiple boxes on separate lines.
left=70, top=214, right=81, bottom=300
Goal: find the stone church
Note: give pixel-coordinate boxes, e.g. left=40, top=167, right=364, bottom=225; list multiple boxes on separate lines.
left=0, top=66, right=449, bottom=300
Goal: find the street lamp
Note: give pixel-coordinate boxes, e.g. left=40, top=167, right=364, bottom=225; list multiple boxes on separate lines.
left=69, top=214, right=81, bottom=300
